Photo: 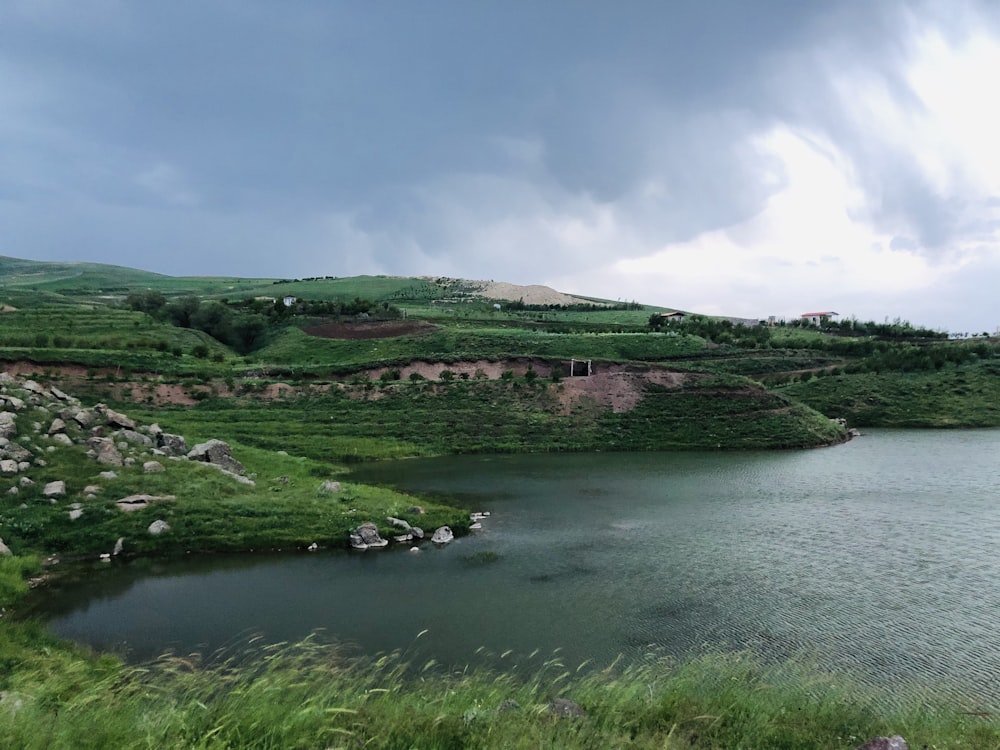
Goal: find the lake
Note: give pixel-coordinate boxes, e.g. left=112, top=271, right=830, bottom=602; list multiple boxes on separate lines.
left=27, top=429, right=1000, bottom=705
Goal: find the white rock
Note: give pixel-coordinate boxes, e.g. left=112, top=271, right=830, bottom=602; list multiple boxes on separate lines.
left=147, top=519, right=170, bottom=535
left=143, top=461, right=165, bottom=473
left=42, top=480, right=66, bottom=498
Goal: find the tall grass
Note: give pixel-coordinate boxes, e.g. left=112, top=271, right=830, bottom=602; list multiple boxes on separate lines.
left=1, top=637, right=997, bottom=749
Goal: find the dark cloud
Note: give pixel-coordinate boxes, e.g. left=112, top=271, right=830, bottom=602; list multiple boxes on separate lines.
left=1, top=0, right=999, bottom=331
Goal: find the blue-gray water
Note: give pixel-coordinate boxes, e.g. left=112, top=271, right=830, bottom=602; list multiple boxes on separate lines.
left=29, top=429, right=1000, bottom=705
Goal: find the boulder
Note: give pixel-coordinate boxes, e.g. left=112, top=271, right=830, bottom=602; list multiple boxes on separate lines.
left=1, top=395, right=25, bottom=410
left=88, top=437, right=124, bottom=467
left=51, top=433, right=73, bottom=446
left=116, top=494, right=176, bottom=512
left=0, top=538, right=11, bottom=556
left=99, top=471, right=117, bottom=480
left=143, top=461, right=165, bottom=474
left=319, top=480, right=342, bottom=494
left=1, top=441, right=32, bottom=463
left=157, top=433, right=188, bottom=455
left=116, top=429, right=153, bottom=448
left=42, top=480, right=66, bottom=498
left=47, top=418, right=66, bottom=435
left=431, top=526, right=454, bottom=544
left=353, top=522, right=388, bottom=549
left=0, top=459, right=17, bottom=475
left=49, top=386, right=71, bottom=401
left=20, top=380, right=45, bottom=395
left=0, top=412, right=17, bottom=438
left=95, top=404, right=136, bottom=430
left=147, top=519, right=170, bottom=535
left=410, top=526, right=424, bottom=540
left=19, top=477, right=34, bottom=487
left=387, top=516, right=411, bottom=531
left=187, top=439, right=245, bottom=475
left=71, top=410, right=95, bottom=429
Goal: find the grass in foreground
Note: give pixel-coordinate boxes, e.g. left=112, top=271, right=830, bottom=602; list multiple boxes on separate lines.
left=0, top=631, right=996, bottom=750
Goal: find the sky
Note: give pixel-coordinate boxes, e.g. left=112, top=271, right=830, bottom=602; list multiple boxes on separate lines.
left=3, top=1, right=1000, bottom=333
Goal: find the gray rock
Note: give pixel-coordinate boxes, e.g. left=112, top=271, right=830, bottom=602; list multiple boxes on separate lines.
left=387, top=516, right=411, bottom=531
left=113, top=537, right=124, bottom=556
left=2, top=395, right=25, bottom=410
left=431, top=526, right=454, bottom=544
left=72, top=409, right=95, bottom=428
left=410, top=526, right=424, bottom=540
left=117, top=429, right=153, bottom=447
left=0, top=459, right=18, bottom=475
left=0, top=538, right=11, bottom=556
left=6, top=487, right=17, bottom=496
left=319, top=480, right=342, bottom=493
left=95, top=404, right=136, bottom=430
left=49, top=386, right=70, bottom=401
left=157, top=433, right=188, bottom=455
left=147, top=519, right=170, bottom=535
left=16, top=461, right=29, bottom=472
left=51, top=433, right=73, bottom=446
left=47, top=418, right=66, bottom=435
left=146, top=423, right=163, bottom=438
left=3, top=442, right=33, bottom=462
left=20, top=380, right=45, bottom=395
left=116, top=494, right=176, bottom=512
left=88, top=437, right=124, bottom=467
left=855, top=738, right=908, bottom=750
left=42, top=480, right=66, bottom=498
left=68, top=508, right=83, bottom=521
left=0, top=412, right=17, bottom=438
left=99, top=471, right=117, bottom=480
left=143, top=460, right=165, bottom=473
left=123, top=457, right=136, bottom=467
left=547, top=698, right=586, bottom=718
left=187, top=439, right=245, bottom=475
left=19, top=477, right=34, bottom=487
left=353, top=522, right=388, bottom=548
left=406, top=505, right=425, bottom=515
left=82, top=484, right=101, bottom=494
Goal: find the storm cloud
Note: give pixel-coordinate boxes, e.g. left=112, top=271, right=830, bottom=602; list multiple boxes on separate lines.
left=2, top=0, right=999, bottom=331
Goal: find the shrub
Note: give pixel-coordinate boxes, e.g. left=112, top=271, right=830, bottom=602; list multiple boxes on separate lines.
left=439, top=370, right=455, bottom=381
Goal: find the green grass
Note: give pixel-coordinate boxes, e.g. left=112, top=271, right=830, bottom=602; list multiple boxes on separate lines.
left=0, top=441, right=464, bottom=559
left=253, top=325, right=709, bottom=370
left=0, top=633, right=995, bottom=749
left=129, top=375, right=846, bottom=461
left=775, top=364, right=1000, bottom=427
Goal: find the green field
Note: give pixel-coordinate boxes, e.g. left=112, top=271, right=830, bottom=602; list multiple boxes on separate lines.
left=3, top=254, right=1000, bottom=748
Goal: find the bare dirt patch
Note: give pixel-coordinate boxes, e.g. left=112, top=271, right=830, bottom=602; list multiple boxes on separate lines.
left=302, top=320, right=437, bottom=340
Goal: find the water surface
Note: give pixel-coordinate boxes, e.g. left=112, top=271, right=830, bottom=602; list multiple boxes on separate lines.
left=30, top=430, right=1000, bottom=705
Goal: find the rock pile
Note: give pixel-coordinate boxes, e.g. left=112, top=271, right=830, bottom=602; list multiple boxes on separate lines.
left=0, top=371, right=254, bottom=554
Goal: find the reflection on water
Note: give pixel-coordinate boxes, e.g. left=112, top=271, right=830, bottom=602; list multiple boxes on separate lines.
left=26, top=429, right=1000, bottom=706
